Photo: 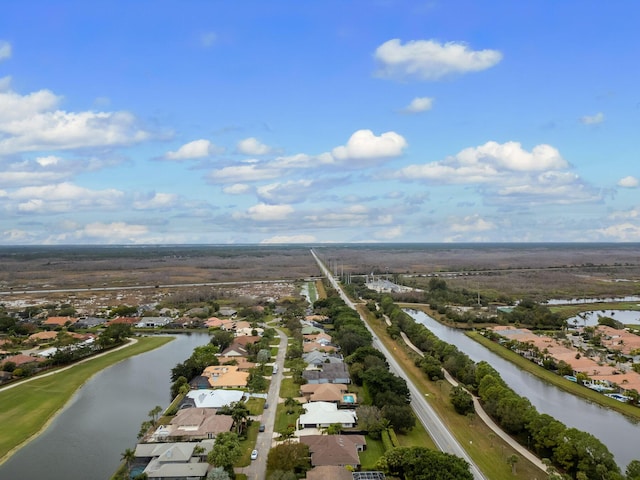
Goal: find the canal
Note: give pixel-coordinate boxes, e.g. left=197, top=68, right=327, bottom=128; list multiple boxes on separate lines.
left=0, top=332, right=210, bottom=480
left=406, top=309, right=640, bottom=470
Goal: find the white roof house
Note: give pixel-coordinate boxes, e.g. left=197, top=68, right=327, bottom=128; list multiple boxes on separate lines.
left=186, top=389, right=244, bottom=408
left=297, top=401, right=357, bottom=429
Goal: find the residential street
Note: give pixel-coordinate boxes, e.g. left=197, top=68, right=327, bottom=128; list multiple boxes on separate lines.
left=236, top=325, right=288, bottom=480
left=310, top=249, right=488, bottom=480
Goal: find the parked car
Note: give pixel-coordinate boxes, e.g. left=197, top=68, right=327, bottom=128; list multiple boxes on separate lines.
left=259, top=424, right=265, bottom=432
left=264, top=402, right=269, bottom=409
left=251, top=449, right=258, bottom=460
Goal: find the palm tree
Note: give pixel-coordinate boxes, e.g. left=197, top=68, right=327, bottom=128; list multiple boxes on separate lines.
left=506, top=454, right=518, bottom=474
left=148, top=405, right=163, bottom=424
left=230, top=402, right=250, bottom=435
left=121, top=448, right=135, bottom=474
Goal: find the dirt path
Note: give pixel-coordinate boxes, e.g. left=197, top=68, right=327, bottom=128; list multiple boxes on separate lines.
left=399, top=331, right=548, bottom=474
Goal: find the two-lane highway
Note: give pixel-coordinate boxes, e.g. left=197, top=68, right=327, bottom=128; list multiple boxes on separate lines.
left=310, top=249, right=487, bottom=480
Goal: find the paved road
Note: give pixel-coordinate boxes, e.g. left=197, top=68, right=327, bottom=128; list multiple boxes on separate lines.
left=401, top=332, right=548, bottom=474
left=237, top=326, right=288, bottom=480
left=310, top=249, right=488, bottom=480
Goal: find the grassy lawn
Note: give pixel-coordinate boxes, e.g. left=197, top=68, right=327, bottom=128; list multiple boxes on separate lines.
left=467, top=331, right=640, bottom=421
left=0, top=336, right=172, bottom=463
left=279, top=377, right=301, bottom=399
left=237, top=422, right=260, bottom=467
left=274, top=403, right=300, bottom=434
left=245, top=397, right=265, bottom=416
left=397, top=422, right=436, bottom=449
left=359, top=436, right=385, bottom=470
left=357, top=305, right=544, bottom=480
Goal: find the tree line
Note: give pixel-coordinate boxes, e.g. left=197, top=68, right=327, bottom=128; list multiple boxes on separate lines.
left=380, top=294, right=640, bottom=480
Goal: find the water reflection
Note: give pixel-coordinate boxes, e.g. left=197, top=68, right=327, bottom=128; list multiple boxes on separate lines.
left=405, top=309, right=640, bottom=469
left=0, top=333, right=209, bottom=480
left=566, top=310, right=640, bottom=327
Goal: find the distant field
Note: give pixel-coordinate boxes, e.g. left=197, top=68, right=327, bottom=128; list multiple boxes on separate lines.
left=1, top=243, right=639, bottom=303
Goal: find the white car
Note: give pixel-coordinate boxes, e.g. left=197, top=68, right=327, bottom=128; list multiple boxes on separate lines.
left=250, top=449, right=258, bottom=460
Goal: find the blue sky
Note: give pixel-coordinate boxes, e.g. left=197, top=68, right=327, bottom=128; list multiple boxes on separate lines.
left=1, top=1, right=639, bottom=244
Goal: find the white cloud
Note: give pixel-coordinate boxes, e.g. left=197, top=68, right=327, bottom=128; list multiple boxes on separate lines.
left=223, top=183, right=251, bottom=194
left=0, top=88, right=150, bottom=154
left=237, top=137, right=274, bottom=156
left=374, top=38, right=502, bottom=81
left=0, top=41, right=11, bottom=61
left=133, top=192, right=178, bottom=210
left=374, top=225, right=403, bottom=240
left=11, top=182, right=124, bottom=213
left=449, top=215, right=495, bottom=233
left=271, top=152, right=334, bottom=169
left=618, top=176, right=639, bottom=188
left=257, top=180, right=313, bottom=204
left=332, top=129, right=407, bottom=163
left=35, top=155, right=61, bottom=167
left=397, top=141, right=567, bottom=183
left=402, top=96, right=434, bottom=113
left=395, top=141, right=600, bottom=206
left=260, top=234, right=316, bottom=244
left=596, top=223, right=640, bottom=241
left=235, top=203, right=294, bottom=221
left=81, top=222, right=149, bottom=241
left=580, top=112, right=604, bottom=125
left=0, top=76, right=11, bottom=91
left=208, top=164, right=282, bottom=183
left=165, top=139, right=222, bottom=160
left=201, top=32, right=217, bottom=48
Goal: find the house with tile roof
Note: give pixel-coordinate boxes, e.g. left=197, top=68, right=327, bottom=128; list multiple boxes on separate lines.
left=43, top=316, right=78, bottom=327
left=300, top=383, right=355, bottom=405
left=202, top=365, right=249, bottom=388
left=300, top=434, right=366, bottom=468
left=155, top=408, right=233, bottom=441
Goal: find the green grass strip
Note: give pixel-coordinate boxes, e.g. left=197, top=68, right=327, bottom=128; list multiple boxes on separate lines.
left=0, top=336, right=172, bottom=463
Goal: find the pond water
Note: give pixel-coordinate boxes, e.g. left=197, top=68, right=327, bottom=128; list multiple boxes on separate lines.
left=0, top=333, right=210, bottom=480
left=566, top=310, right=640, bottom=327
left=545, top=296, right=640, bottom=305
left=405, top=309, right=640, bottom=470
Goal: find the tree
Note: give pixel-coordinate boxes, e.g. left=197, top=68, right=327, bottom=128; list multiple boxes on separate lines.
left=626, top=460, right=640, bottom=480
left=121, top=448, right=135, bottom=474
left=230, top=402, right=250, bottom=436
left=247, top=368, right=268, bottom=392
left=266, top=442, right=311, bottom=475
left=170, top=376, right=189, bottom=399
left=381, top=404, right=416, bottom=433
left=552, top=428, right=619, bottom=479
left=148, top=405, right=163, bottom=424
left=507, top=454, right=518, bottom=474
left=450, top=386, right=474, bottom=415
left=208, top=432, right=242, bottom=475
left=323, top=423, right=342, bottom=435
left=210, top=330, right=234, bottom=351
left=356, top=405, right=384, bottom=438
left=207, top=467, right=231, bottom=480
left=98, top=323, right=132, bottom=348
left=376, top=446, right=473, bottom=480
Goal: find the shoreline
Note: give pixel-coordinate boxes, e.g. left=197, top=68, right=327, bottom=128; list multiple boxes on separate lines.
left=0, top=336, right=171, bottom=466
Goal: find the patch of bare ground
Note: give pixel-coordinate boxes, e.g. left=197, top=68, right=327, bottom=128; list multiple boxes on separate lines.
left=314, top=244, right=640, bottom=300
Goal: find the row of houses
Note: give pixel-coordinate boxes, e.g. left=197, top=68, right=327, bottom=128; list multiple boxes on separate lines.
left=493, top=325, right=640, bottom=395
